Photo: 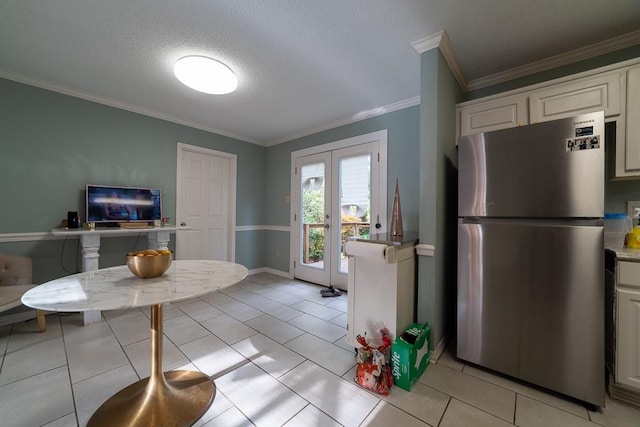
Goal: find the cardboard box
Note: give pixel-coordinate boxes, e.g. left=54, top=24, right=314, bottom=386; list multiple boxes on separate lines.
left=390, top=322, right=430, bottom=391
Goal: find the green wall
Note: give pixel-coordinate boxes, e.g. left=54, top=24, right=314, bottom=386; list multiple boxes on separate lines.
left=263, top=106, right=421, bottom=273
left=417, top=49, right=463, bottom=350
left=0, top=78, right=267, bottom=282
left=0, top=77, right=420, bottom=282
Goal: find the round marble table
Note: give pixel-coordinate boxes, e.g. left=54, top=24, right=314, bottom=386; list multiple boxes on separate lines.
left=22, top=260, right=248, bottom=427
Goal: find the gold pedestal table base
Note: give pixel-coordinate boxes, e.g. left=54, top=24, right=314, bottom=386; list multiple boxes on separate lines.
left=88, top=304, right=215, bottom=427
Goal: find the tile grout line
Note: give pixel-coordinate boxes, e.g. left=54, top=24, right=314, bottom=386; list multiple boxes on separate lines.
left=59, top=313, right=81, bottom=427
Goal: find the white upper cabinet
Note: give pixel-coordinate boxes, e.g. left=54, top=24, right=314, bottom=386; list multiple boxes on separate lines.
left=456, top=58, right=640, bottom=179
left=529, top=72, right=622, bottom=123
left=622, top=65, right=640, bottom=173
left=458, top=94, right=528, bottom=137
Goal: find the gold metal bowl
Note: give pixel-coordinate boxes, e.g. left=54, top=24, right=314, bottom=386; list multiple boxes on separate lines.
left=126, top=252, right=173, bottom=278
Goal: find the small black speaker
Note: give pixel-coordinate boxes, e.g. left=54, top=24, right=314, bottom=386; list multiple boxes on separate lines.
left=67, top=211, right=80, bottom=229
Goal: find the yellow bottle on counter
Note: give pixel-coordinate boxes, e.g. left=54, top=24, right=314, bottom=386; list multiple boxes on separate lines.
left=627, top=226, right=640, bottom=249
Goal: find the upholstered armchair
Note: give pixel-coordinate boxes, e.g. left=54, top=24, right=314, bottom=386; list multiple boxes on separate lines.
left=0, top=254, right=46, bottom=332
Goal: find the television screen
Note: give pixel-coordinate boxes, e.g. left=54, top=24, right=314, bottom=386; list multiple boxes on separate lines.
left=86, top=185, right=162, bottom=223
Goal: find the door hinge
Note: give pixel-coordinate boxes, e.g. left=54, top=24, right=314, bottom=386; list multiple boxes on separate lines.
left=295, top=166, right=297, bottom=175
left=294, top=213, right=297, bottom=221
left=377, top=152, right=380, bottom=162
left=293, top=260, right=296, bottom=268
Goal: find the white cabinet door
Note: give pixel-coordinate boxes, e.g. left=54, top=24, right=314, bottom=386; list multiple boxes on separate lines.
left=457, top=94, right=528, bottom=137
left=622, top=65, right=640, bottom=173
left=529, top=72, right=622, bottom=123
left=616, top=261, right=640, bottom=390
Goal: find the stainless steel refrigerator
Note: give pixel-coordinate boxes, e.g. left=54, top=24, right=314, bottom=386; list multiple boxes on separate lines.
left=457, top=111, right=605, bottom=407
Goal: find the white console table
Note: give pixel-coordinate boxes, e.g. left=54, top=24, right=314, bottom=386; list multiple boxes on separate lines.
left=50, top=225, right=190, bottom=325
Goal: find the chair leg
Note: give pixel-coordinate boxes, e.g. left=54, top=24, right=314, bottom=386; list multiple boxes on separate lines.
left=36, top=309, right=46, bottom=332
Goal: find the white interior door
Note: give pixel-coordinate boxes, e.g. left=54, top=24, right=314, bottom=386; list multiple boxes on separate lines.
left=176, top=143, right=236, bottom=261
left=293, top=137, right=383, bottom=289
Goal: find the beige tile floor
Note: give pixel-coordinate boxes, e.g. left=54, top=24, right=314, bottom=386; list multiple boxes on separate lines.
left=1, top=272, right=639, bottom=427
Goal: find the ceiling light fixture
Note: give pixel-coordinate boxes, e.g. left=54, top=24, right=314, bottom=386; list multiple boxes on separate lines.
left=173, top=56, right=238, bottom=94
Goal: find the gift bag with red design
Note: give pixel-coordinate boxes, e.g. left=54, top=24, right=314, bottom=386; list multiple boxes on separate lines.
left=353, top=327, right=393, bottom=395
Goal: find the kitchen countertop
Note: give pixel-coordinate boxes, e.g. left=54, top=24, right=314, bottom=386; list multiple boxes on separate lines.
left=608, top=247, right=640, bottom=262
left=353, top=231, right=419, bottom=248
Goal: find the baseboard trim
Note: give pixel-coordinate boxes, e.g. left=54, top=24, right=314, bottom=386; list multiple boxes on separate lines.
left=247, top=267, right=291, bottom=278
left=261, top=267, right=291, bottom=278
left=430, top=334, right=448, bottom=363
left=609, top=375, right=640, bottom=409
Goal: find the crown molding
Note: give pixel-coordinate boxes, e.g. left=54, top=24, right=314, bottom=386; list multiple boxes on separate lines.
left=2, top=69, right=419, bottom=148
left=467, top=29, right=640, bottom=91
left=412, top=30, right=468, bottom=92
left=265, top=96, right=420, bottom=146
left=0, top=70, right=262, bottom=146
left=411, top=29, right=640, bottom=93
left=4, top=28, right=638, bottom=148
left=411, top=30, right=445, bottom=53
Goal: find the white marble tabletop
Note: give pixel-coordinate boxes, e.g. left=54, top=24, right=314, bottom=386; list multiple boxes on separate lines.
left=22, top=260, right=248, bottom=312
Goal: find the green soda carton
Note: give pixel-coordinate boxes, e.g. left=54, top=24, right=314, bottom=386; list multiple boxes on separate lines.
left=390, top=322, right=430, bottom=391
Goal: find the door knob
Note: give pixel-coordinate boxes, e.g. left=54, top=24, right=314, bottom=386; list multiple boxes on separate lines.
left=324, top=223, right=330, bottom=229
left=180, top=222, right=187, bottom=226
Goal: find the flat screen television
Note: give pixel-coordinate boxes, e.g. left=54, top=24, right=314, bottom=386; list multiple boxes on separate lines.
left=86, top=184, right=162, bottom=224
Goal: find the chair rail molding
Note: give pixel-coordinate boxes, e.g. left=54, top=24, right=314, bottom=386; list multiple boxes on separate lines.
left=236, top=225, right=290, bottom=232
left=0, top=232, right=58, bottom=243
left=416, top=243, right=435, bottom=257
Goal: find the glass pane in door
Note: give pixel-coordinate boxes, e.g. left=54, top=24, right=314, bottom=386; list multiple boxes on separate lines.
left=338, top=154, right=371, bottom=274
left=300, top=162, right=326, bottom=269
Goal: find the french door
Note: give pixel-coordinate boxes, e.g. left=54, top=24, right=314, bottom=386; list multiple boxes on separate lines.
left=292, top=135, right=385, bottom=289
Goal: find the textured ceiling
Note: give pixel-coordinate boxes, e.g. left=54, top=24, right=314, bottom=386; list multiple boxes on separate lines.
left=1, top=1, right=639, bottom=145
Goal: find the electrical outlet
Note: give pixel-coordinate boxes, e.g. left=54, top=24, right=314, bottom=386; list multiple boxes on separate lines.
left=626, top=201, right=640, bottom=219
